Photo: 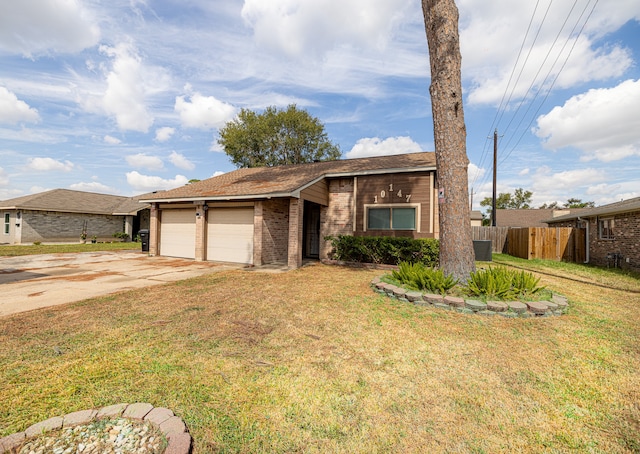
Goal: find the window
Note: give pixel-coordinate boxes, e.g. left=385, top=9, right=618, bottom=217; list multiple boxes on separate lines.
left=3, top=213, right=9, bottom=235
left=366, top=206, right=417, bottom=231
left=599, top=217, right=614, bottom=240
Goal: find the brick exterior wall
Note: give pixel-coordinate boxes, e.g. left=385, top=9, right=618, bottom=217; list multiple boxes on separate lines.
left=551, top=210, right=640, bottom=271
left=288, top=198, right=303, bottom=268
left=20, top=210, right=125, bottom=243
left=195, top=204, right=207, bottom=261
left=261, top=199, right=290, bottom=264
left=320, top=178, right=354, bottom=260
left=149, top=204, right=159, bottom=255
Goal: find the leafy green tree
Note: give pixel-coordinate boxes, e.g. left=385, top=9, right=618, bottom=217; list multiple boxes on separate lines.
left=539, top=198, right=595, bottom=209
left=564, top=198, right=595, bottom=208
left=511, top=188, right=533, bottom=209
left=218, top=105, right=341, bottom=168
left=480, top=188, right=533, bottom=221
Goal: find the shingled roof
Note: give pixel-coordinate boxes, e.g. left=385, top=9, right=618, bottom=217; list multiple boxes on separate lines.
left=141, top=152, right=436, bottom=202
left=0, top=189, right=150, bottom=215
left=547, top=197, right=640, bottom=223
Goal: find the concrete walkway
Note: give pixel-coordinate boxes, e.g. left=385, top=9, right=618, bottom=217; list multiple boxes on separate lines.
left=0, top=251, right=243, bottom=318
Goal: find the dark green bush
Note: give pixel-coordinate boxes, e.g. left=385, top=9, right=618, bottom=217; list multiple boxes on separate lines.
left=325, top=235, right=439, bottom=266
left=391, top=262, right=457, bottom=295
left=464, top=266, right=544, bottom=300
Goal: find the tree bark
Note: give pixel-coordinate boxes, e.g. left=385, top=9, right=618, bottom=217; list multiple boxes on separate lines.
left=422, top=0, right=475, bottom=282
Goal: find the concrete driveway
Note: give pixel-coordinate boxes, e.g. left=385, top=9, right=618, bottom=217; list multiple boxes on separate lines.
left=0, top=251, right=243, bottom=318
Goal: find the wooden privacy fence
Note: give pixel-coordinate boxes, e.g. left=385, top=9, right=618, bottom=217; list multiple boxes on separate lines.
left=471, top=226, right=509, bottom=253
left=507, top=227, right=586, bottom=262
left=471, top=226, right=586, bottom=262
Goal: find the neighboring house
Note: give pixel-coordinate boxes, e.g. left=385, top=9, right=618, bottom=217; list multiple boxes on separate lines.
left=140, top=152, right=440, bottom=269
left=546, top=197, right=640, bottom=271
left=495, top=208, right=590, bottom=228
left=0, top=189, right=151, bottom=244
left=470, top=210, right=483, bottom=227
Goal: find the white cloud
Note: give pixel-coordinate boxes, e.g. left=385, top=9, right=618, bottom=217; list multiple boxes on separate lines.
left=175, top=90, right=237, bottom=130
left=0, top=87, right=40, bottom=124
left=0, top=0, right=100, bottom=56
left=168, top=151, right=195, bottom=171
left=26, top=157, right=74, bottom=172
left=0, top=167, right=9, bottom=186
left=69, top=181, right=117, bottom=194
left=535, top=79, right=640, bottom=161
left=468, top=162, right=486, bottom=190
left=98, top=43, right=161, bottom=132
left=125, top=153, right=164, bottom=171
left=126, top=171, right=188, bottom=192
left=103, top=135, right=121, bottom=144
left=155, top=127, right=175, bottom=142
left=459, top=0, right=638, bottom=106
left=0, top=188, right=23, bottom=200
left=241, top=0, right=412, bottom=58
left=212, top=171, right=226, bottom=178
left=518, top=168, right=530, bottom=176
left=531, top=166, right=605, bottom=195
left=346, top=136, right=422, bottom=159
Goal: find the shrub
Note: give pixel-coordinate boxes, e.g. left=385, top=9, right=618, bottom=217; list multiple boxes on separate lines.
left=112, top=232, right=130, bottom=242
left=326, top=235, right=439, bottom=266
left=391, top=262, right=457, bottom=295
left=464, top=266, right=544, bottom=300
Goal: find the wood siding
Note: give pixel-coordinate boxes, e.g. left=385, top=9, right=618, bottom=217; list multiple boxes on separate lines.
left=300, top=179, right=329, bottom=206
left=354, top=172, right=435, bottom=238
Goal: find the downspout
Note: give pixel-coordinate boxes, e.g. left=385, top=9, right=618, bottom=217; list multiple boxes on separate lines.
left=578, top=217, right=589, bottom=263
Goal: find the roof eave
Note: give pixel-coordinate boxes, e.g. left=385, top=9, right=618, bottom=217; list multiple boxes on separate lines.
left=139, top=191, right=297, bottom=203
left=140, top=164, right=437, bottom=204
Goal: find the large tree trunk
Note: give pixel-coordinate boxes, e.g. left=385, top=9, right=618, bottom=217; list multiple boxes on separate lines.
left=422, top=0, right=475, bottom=282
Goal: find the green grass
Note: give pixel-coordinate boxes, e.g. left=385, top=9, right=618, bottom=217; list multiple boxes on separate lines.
left=1, top=260, right=639, bottom=453
left=0, top=242, right=139, bottom=256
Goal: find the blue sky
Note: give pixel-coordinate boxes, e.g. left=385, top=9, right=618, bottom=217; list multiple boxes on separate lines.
left=1, top=0, right=639, bottom=213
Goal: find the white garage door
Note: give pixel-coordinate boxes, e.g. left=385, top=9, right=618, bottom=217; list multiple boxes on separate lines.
left=160, top=209, right=196, bottom=259
left=207, top=207, right=254, bottom=264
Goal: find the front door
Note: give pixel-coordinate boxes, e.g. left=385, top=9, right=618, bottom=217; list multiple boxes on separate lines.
left=303, top=202, right=321, bottom=258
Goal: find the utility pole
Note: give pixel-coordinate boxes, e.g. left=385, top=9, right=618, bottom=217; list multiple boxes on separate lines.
left=491, top=129, right=497, bottom=227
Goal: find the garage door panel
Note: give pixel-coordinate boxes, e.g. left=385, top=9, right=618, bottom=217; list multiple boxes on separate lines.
left=207, top=208, right=254, bottom=264
left=160, top=209, right=196, bottom=259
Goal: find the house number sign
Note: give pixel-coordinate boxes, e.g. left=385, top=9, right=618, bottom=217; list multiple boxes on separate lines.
left=373, top=183, right=412, bottom=203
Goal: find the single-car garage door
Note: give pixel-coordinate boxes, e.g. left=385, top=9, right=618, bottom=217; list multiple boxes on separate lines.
left=160, top=209, right=196, bottom=259
left=207, top=207, right=254, bottom=264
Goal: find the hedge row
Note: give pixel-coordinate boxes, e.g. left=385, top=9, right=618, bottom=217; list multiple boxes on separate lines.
left=325, top=235, right=439, bottom=266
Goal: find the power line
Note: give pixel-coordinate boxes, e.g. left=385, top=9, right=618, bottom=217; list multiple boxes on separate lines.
left=469, top=1, right=542, bottom=191
left=499, top=0, right=600, bottom=166
left=473, top=0, right=601, bottom=197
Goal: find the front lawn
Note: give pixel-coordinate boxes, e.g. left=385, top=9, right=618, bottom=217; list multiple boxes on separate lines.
left=0, top=242, right=140, bottom=257
left=1, top=257, right=638, bottom=452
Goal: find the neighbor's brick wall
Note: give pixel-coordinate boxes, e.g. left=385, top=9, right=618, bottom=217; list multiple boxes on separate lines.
left=261, top=198, right=290, bottom=264
left=320, top=178, right=354, bottom=260
left=20, top=210, right=125, bottom=243
left=589, top=212, right=639, bottom=271
left=551, top=211, right=640, bottom=271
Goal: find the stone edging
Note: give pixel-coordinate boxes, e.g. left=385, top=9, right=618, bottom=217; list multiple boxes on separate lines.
left=371, top=277, right=569, bottom=317
left=0, top=403, right=191, bottom=454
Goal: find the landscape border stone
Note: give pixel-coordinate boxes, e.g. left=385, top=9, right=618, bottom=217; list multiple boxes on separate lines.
left=0, top=403, right=191, bottom=454
left=371, top=278, right=569, bottom=318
